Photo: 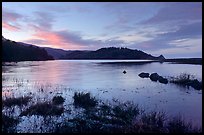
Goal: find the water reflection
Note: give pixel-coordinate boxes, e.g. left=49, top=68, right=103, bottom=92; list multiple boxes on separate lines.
left=2, top=60, right=202, bottom=128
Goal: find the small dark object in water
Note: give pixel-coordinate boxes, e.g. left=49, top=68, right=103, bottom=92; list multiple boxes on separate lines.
left=123, top=70, right=127, bottom=74
left=138, top=72, right=149, bottom=78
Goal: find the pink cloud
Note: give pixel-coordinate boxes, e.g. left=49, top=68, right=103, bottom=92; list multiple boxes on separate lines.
left=23, top=26, right=85, bottom=50
left=33, top=31, right=63, bottom=45
left=2, top=22, right=20, bottom=31
left=24, top=24, right=126, bottom=50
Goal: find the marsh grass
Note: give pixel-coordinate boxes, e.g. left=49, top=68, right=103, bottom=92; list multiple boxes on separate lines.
left=165, top=116, right=202, bottom=133
left=73, top=92, right=97, bottom=109
left=111, top=102, right=140, bottom=124
left=170, top=73, right=195, bottom=85
left=20, top=102, right=64, bottom=116
left=55, top=94, right=201, bottom=133
left=52, top=96, right=65, bottom=105
left=170, top=73, right=202, bottom=90
left=2, top=114, right=19, bottom=133
left=3, top=96, right=32, bottom=107
left=2, top=90, right=202, bottom=133
left=129, top=111, right=166, bottom=133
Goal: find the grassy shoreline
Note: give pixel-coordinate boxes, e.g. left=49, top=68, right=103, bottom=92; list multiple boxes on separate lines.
left=164, top=58, right=202, bottom=65
left=2, top=58, right=202, bottom=65
left=2, top=92, right=202, bottom=133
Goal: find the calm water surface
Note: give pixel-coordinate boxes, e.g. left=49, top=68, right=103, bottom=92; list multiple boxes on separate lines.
left=2, top=60, right=202, bottom=131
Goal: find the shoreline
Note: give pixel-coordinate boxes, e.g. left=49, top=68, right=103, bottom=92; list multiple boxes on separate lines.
left=164, top=58, right=202, bottom=65
left=2, top=58, right=202, bottom=65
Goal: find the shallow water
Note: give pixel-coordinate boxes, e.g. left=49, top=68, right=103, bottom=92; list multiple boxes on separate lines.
left=2, top=60, right=202, bottom=131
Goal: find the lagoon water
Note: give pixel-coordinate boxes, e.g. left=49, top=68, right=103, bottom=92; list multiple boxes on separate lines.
left=2, top=60, right=202, bottom=130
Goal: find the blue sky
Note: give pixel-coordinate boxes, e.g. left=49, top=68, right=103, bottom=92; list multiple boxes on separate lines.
left=2, top=2, right=202, bottom=58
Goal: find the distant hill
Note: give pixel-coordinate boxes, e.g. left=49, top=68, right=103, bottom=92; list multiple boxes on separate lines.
left=17, top=42, right=69, bottom=59
left=2, top=36, right=54, bottom=62
left=2, top=36, right=166, bottom=61
left=61, top=47, right=165, bottom=60
left=43, top=47, right=70, bottom=59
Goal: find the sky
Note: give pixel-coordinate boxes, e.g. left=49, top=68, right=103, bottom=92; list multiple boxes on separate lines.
left=2, top=2, right=202, bottom=58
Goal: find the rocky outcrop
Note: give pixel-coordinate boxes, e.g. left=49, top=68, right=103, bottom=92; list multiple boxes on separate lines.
left=150, top=73, right=160, bottom=82
left=139, top=72, right=168, bottom=84
left=138, top=72, right=149, bottom=78
left=157, top=55, right=165, bottom=61
left=158, top=76, right=168, bottom=84
left=139, top=72, right=202, bottom=89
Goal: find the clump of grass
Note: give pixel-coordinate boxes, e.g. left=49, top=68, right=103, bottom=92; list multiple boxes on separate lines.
left=57, top=98, right=140, bottom=133
left=55, top=116, right=124, bottom=133
left=123, top=112, right=202, bottom=133
left=20, top=102, right=64, bottom=116
left=52, top=96, right=65, bottom=105
left=167, top=116, right=193, bottom=133
left=2, top=96, right=32, bottom=107
left=170, top=73, right=202, bottom=90
left=170, top=73, right=194, bottom=85
left=2, top=114, right=19, bottom=133
left=99, top=103, right=112, bottom=115
left=112, top=102, right=140, bottom=124
left=73, top=92, right=97, bottom=109
left=125, top=111, right=166, bottom=133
